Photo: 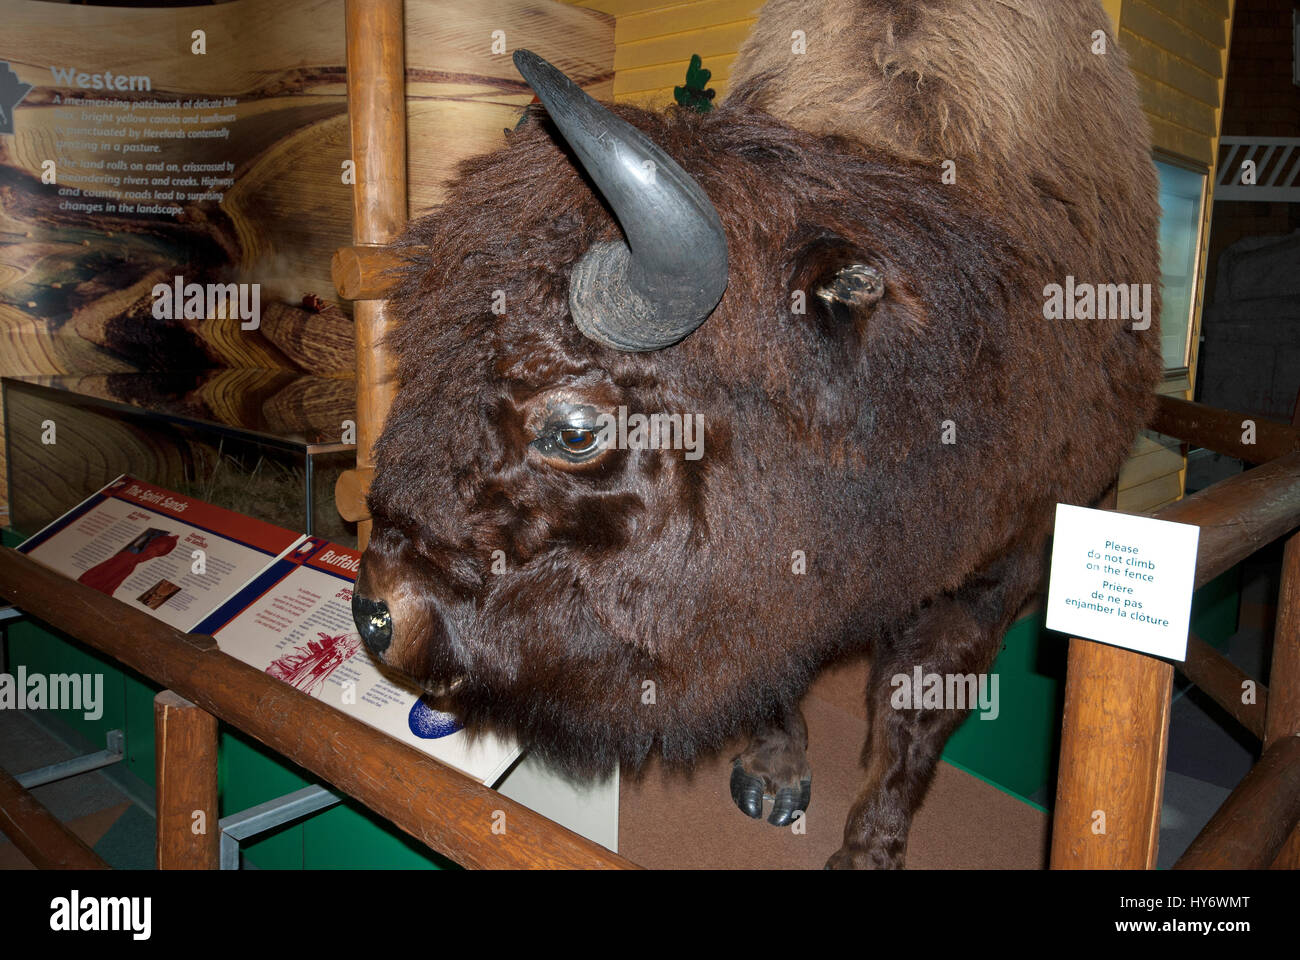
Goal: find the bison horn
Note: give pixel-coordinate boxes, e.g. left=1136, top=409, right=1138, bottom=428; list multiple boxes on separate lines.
left=513, top=49, right=729, bottom=352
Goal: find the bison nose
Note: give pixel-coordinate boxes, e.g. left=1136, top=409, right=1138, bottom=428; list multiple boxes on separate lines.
left=353, top=592, right=393, bottom=655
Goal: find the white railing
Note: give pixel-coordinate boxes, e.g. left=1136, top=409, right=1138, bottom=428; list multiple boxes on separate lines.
left=1216, top=137, right=1300, bottom=202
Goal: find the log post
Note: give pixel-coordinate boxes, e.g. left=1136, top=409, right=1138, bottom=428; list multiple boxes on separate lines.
left=1258, top=403, right=1300, bottom=865
left=155, top=690, right=220, bottom=869
left=1262, top=397, right=1300, bottom=752
left=342, top=0, right=408, bottom=547
left=1051, top=481, right=1173, bottom=869
left=1264, top=535, right=1300, bottom=751
left=1051, top=642, right=1173, bottom=868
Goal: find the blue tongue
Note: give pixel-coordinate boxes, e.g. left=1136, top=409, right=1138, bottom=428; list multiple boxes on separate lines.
left=408, top=697, right=464, bottom=739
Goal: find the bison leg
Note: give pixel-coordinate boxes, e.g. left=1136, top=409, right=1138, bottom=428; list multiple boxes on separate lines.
left=826, top=549, right=1042, bottom=869
left=729, top=707, right=812, bottom=826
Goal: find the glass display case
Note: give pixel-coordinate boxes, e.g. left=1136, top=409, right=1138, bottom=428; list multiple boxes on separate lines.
left=3, top=371, right=357, bottom=546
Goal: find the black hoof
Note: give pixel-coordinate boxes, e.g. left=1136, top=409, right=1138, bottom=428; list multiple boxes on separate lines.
left=768, top=779, right=811, bottom=826
left=730, top=760, right=812, bottom=825
left=730, top=760, right=764, bottom=819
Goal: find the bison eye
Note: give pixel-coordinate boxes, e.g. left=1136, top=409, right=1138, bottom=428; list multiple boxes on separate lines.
left=559, top=427, right=599, bottom=455
left=531, top=421, right=607, bottom=463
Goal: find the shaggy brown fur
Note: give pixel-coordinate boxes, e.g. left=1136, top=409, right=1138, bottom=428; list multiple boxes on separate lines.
left=359, top=0, right=1161, bottom=868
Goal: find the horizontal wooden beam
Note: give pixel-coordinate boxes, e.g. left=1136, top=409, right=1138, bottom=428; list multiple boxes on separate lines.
left=0, top=548, right=636, bottom=870
left=1178, top=634, right=1267, bottom=740
left=0, top=764, right=109, bottom=869
left=1174, top=734, right=1300, bottom=869
left=335, top=466, right=374, bottom=523
left=1150, top=395, right=1299, bottom=464
left=1152, top=451, right=1300, bottom=590
left=332, top=244, right=412, bottom=301
left=1272, top=819, right=1300, bottom=869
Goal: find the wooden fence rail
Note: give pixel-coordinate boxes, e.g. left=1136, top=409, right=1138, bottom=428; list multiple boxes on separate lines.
left=1174, top=735, right=1300, bottom=869
left=0, top=763, right=108, bottom=869
left=1051, top=402, right=1300, bottom=869
left=0, top=547, right=636, bottom=870
left=1150, top=395, right=1300, bottom=464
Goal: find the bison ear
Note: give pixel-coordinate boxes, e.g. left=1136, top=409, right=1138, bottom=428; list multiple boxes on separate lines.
left=790, top=233, right=886, bottom=332
left=815, top=263, right=885, bottom=310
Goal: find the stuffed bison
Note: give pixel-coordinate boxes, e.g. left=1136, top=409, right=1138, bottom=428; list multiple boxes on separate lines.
left=353, top=0, right=1162, bottom=868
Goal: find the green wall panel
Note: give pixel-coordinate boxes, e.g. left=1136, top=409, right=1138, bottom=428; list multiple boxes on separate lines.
left=304, top=800, right=451, bottom=869
left=6, top=616, right=129, bottom=756
left=122, top=668, right=161, bottom=784
left=942, top=610, right=1063, bottom=801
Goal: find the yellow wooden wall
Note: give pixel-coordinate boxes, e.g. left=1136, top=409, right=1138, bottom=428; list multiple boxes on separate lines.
left=1114, top=0, right=1235, bottom=511
left=563, top=0, right=762, bottom=106
left=561, top=0, right=1237, bottom=512
left=1121, top=0, right=1233, bottom=167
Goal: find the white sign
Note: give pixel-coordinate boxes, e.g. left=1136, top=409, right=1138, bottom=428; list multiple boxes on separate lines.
left=1046, top=504, right=1200, bottom=661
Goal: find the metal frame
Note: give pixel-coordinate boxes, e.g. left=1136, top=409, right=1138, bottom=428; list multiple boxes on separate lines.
left=218, top=785, right=342, bottom=870
left=14, top=729, right=124, bottom=789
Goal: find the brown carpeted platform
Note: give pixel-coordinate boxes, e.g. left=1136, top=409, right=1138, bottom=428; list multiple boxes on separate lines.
left=619, top=659, right=1050, bottom=869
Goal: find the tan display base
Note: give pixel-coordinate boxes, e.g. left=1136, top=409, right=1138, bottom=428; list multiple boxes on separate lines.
left=620, top=659, right=1049, bottom=870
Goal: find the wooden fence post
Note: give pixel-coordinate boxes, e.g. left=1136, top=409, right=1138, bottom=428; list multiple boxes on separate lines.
left=1051, top=642, right=1173, bottom=867
left=155, top=690, right=220, bottom=869
left=1050, top=482, right=1173, bottom=868
left=1265, top=532, right=1300, bottom=752
left=339, top=0, right=408, bottom=549
left=1259, top=393, right=1300, bottom=868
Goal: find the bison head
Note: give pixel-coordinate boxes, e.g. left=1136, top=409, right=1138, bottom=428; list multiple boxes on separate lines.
left=353, top=52, right=1156, bottom=778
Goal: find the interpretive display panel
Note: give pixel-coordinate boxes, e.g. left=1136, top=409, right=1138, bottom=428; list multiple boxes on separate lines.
left=197, top=537, right=522, bottom=785
left=19, top=476, right=522, bottom=783
left=18, top=474, right=303, bottom=631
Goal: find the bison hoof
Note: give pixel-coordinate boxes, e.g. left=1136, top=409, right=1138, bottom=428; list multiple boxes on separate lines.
left=729, top=759, right=811, bottom=826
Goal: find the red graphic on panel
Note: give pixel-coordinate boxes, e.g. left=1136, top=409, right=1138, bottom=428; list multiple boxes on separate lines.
left=77, top=528, right=179, bottom=596
left=266, top=631, right=361, bottom=696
